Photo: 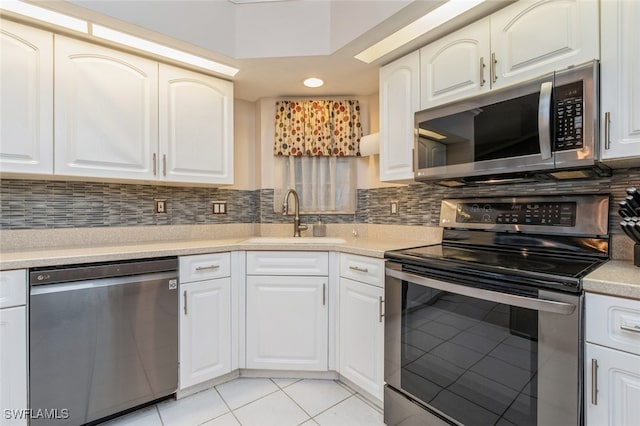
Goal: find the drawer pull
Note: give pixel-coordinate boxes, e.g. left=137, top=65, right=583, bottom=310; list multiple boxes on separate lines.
left=183, top=290, right=188, bottom=316
left=379, top=296, right=384, bottom=323
left=196, top=264, right=220, bottom=271
left=349, top=266, right=369, bottom=273
left=620, top=324, right=640, bottom=334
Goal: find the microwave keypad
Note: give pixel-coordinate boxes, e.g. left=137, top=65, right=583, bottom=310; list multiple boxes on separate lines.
left=555, top=81, right=584, bottom=151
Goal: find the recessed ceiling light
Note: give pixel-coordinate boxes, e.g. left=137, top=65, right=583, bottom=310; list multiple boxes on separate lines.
left=0, top=0, right=88, bottom=33
left=355, top=0, right=486, bottom=64
left=303, top=78, right=324, bottom=88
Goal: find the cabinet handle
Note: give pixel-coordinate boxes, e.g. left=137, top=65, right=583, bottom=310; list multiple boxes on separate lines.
left=479, top=56, right=486, bottom=87
left=163, top=154, right=167, bottom=177
left=491, top=52, right=498, bottom=84
left=604, top=111, right=611, bottom=150
left=195, top=264, right=220, bottom=271
left=379, top=296, right=384, bottom=323
left=153, top=153, right=157, bottom=176
left=183, top=290, right=188, bottom=315
left=591, top=358, right=598, bottom=405
left=323, top=283, right=326, bottom=306
left=621, top=324, right=640, bottom=333
left=349, top=265, right=369, bottom=273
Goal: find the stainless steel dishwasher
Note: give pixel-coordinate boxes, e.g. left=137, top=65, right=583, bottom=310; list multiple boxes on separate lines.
left=29, top=257, right=179, bottom=426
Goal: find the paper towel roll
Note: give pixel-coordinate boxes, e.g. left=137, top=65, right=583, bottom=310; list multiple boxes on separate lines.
left=359, top=132, right=380, bottom=156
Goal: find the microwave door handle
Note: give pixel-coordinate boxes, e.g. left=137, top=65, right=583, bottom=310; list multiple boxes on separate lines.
left=386, top=268, right=576, bottom=315
left=538, top=81, right=553, bottom=160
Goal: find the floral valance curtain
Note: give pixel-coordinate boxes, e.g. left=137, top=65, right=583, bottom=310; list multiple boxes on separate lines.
left=274, top=100, right=362, bottom=156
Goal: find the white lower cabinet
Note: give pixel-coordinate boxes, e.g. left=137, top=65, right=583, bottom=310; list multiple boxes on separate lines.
left=585, top=292, right=640, bottom=426
left=0, top=270, right=27, bottom=426
left=586, top=343, right=640, bottom=426
left=338, top=254, right=385, bottom=401
left=245, top=251, right=329, bottom=371
left=179, top=254, right=232, bottom=390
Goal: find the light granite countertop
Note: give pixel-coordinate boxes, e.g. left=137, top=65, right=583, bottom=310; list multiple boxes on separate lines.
left=583, top=260, right=640, bottom=300
left=0, top=236, right=424, bottom=271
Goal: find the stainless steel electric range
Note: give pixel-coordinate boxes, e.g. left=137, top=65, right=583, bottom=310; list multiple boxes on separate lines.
left=384, top=194, right=610, bottom=426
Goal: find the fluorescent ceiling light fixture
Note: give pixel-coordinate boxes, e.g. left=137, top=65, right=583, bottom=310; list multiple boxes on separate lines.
left=355, top=0, right=485, bottom=63
left=0, top=0, right=88, bottom=33
left=92, top=25, right=239, bottom=77
left=303, top=77, right=324, bottom=88
left=419, top=128, right=447, bottom=140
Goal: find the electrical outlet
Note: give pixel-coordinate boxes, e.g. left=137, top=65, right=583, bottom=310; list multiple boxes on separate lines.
left=212, top=201, right=227, bottom=215
left=155, top=199, right=167, bottom=214
left=390, top=200, right=399, bottom=216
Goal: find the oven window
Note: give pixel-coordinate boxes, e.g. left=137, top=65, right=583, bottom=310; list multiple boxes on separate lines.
left=401, top=282, right=538, bottom=426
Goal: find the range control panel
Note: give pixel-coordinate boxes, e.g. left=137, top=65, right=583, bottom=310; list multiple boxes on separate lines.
left=455, top=202, right=577, bottom=226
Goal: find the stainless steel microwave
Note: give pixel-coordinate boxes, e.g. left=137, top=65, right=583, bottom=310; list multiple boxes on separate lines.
left=414, top=60, right=609, bottom=185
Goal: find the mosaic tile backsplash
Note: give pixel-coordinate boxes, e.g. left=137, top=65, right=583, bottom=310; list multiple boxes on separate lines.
left=1, top=167, right=639, bottom=236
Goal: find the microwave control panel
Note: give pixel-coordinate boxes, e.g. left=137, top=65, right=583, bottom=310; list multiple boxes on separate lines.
left=456, top=202, right=577, bottom=226
left=554, top=81, right=584, bottom=151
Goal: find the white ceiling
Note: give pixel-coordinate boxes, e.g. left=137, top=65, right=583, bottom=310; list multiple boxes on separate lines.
left=37, top=0, right=510, bottom=101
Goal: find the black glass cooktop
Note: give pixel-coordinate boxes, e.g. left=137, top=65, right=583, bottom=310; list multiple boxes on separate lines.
left=386, top=244, right=606, bottom=280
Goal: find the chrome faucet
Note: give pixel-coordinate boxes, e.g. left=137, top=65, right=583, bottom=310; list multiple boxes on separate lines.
left=282, top=189, right=308, bottom=237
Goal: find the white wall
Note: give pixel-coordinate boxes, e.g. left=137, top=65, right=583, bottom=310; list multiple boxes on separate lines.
left=228, top=99, right=258, bottom=191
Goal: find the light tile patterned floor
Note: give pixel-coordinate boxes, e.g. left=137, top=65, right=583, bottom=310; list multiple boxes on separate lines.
left=102, top=378, right=384, bottom=426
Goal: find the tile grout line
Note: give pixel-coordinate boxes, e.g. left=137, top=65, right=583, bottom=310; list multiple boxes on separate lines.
left=154, top=405, right=165, bottom=426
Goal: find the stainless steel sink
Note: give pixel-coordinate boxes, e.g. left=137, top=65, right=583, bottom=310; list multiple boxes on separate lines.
left=242, top=237, right=346, bottom=244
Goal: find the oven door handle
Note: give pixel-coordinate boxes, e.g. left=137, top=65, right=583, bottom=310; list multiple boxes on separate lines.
left=386, top=268, right=576, bottom=315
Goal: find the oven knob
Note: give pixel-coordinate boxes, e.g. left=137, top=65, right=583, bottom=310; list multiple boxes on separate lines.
left=482, top=214, right=491, bottom=222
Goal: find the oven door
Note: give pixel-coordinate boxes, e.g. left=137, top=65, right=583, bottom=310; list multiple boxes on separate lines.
left=384, top=263, right=583, bottom=426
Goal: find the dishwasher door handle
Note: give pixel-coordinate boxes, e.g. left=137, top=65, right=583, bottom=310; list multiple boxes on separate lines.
left=30, top=271, right=178, bottom=295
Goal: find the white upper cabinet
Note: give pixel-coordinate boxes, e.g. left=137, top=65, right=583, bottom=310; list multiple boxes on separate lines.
left=418, top=0, right=599, bottom=111
left=420, top=18, right=491, bottom=108
left=159, top=64, right=234, bottom=184
left=0, top=20, right=53, bottom=175
left=54, top=35, right=158, bottom=180
left=491, top=0, right=599, bottom=88
left=600, top=0, right=640, bottom=165
left=379, top=50, right=420, bottom=182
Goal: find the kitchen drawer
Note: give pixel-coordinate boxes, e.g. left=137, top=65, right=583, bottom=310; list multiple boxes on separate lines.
left=246, top=251, right=328, bottom=276
left=180, top=253, right=231, bottom=283
left=586, top=292, right=640, bottom=356
left=0, top=269, right=27, bottom=309
left=339, top=253, right=384, bottom=287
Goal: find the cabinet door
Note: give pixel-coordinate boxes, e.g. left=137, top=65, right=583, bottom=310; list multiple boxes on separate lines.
left=339, top=278, right=383, bottom=401
left=491, top=0, right=599, bottom=88
left=419, top=18, right=491, bottom=108
left=179, top=278, right=231, bottom=389
left=246, top=275, right=328, bottom=371
left=601, top=0, right=640, bottom=164
left=0, top=20, right=53, bottom=175
left=586, top=343, right=640, bottom=426
left=54, top=35, right=158, bottom=180
left=0, top=306, right=27, bottom=426
left=379, top=51, right=420, bottom=182
left=159, top=64, right=234, bottom=184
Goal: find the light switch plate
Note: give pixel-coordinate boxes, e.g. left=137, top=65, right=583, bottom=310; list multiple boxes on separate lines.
left=155, top=199, right=167, bottom=214
left=212, top=201, right=227, bottom=215
left=390, top=200, right=399, bottom=216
